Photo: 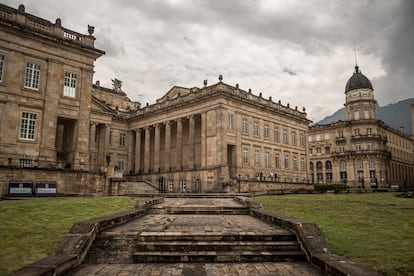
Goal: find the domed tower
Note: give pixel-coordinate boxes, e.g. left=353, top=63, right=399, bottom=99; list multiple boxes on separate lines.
left=344, top=65, right=376, bottom=121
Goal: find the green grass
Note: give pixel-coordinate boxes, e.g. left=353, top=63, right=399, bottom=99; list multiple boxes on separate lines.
left=0, top=196, right=141, bottom=275
left=255, top=193, right=414, bottom=276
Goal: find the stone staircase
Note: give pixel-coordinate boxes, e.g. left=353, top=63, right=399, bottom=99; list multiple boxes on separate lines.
left=83, top=199, right=306, bottom=265
left=119, top=181, right=158, bottom=195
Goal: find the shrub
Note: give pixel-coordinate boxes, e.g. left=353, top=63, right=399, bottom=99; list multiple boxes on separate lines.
left=314, top=183, right=348, bottom=193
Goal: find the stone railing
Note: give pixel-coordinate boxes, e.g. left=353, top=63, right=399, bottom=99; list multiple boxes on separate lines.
left=0, top=3, right=97, bottom=49
left=14, top=197, right=164, bottom=276
left=234, top=196, right=381, bottom=276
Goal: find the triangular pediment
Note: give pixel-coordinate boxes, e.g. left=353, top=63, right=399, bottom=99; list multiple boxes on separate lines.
left=156, top=86, right=192, bottom=104
left=91, top=96, right=114, bottom=113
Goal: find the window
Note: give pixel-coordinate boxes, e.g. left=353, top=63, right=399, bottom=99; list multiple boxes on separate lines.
left=369, top=159, right=375, bottom=169
left=356, top=144, right=361, bottom=151
left=338, top=131, right=344, bottom=138
left=309, top=148, right=313, bottom=155
left=255, top=149, right=261, bottom=166
left=264, top=124, right=269, bottom=140
left=265, top=151, right=271, bottom=167
left=340, top=160, right=346, bottom=171
left=243, top=147, right=249, bottom=165
left=63, top=71, right=77, bottom=97
left=325, top=147, right=330, bottom=154
left=228, top=113, right=234, bottom=131
left=20, top=112, right=37, bottom=140
left=326, top=161, right=332, bottom=170
left=316, top=147, right=321, bottom=154
left=24, top=62, right=41, bottom=90
left=354, top=111, right=360, bottom=120
left=0, top=54, right=4, bottom=82
left=293, top=155, right=298, bottom=170
left=253, top=121, right=259, bottom=137
left=242, top=118, right=248, bottom=134
left=301, top=156, right=306, bottom=171
left=357, top=159, right=363, bottom=170
left=292, top=131, right=297, bottom=145
left=274, top=127, right=280, bottom=142
left=354, top=128, right=360, bottom=136
left=367, top=143, right=373, bottom=151
left=283, top=129, right=288, bottom=144
left=20, top=159, right=33, bottom=168
left=339, top=145, right=345, bottom=153
left=284, top=153, right=289, bottom=169
left=310, top=162, right=314, bottom=171
left=367, top=128, right=372, bottom=135
left=299, top=132, right=305, bottom=147
left=119, top=132, right=126, bottom=146
left=109, top=131, right=112, bottom=145
left=364, top=110, right=370, bottom=119
left=275, top=153, right=281, bottom=168
left=118, top=160, right=124, bottom=171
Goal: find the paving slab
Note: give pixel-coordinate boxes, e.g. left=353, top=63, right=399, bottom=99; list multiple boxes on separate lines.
left=70, top=262, right=323, bottom=276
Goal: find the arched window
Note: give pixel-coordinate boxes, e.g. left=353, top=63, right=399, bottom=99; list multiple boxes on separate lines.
left=340, top=160, right=346, bottom=171
left=369, top=159, right=375, bottom=169
left=309, top=162, right=314, bottom=171
left=316, top=161, right=323, bottom=170
left=325, top=161, right=332, bottom=170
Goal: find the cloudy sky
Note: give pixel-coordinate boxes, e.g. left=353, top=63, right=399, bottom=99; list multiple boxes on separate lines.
left=5, top=0, right=413, bottom=122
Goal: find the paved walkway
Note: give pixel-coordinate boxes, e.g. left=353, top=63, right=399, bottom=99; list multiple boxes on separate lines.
left=69, top=198, right=323, bottom=276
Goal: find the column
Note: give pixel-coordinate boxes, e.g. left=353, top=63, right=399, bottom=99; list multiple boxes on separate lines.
left=189, top=115, right=195, bottom=169
left=104, top=124, right=111, bottom=166
left=154, top=124, right=161, bottom=172
left=134, top=129, right=141, bottom=174
left=176, top=119, right=183, bottom=170
left=165, top=122, right=171, bottom=171
left=89, top=123, right=96, bottom=149
left=201, top=112, right=207, bottom=168
left=144, top=127, right=151, bottom=173
left=127, top=130, right=134, bottom=174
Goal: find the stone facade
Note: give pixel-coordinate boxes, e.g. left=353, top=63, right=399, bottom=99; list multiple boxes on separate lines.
left=308, top=66, right=414, bottom=189
left=0, top=3, right=310, bottom=195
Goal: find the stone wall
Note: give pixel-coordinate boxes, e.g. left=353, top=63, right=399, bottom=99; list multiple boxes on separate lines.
left=238, top=181, right=314, bottom=193
left=0, top=167, right=106, bottom=196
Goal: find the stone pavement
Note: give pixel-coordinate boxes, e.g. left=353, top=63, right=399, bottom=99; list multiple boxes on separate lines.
left=69, top=198, right=323, bottom=276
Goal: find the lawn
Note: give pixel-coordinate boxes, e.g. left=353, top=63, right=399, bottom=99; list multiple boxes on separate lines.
left=255, top=192, right=414, bottom=276
left=0, top=196, right=140, bottom=275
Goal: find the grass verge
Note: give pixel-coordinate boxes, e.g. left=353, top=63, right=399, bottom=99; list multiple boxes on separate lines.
left=0, top=196, right=141, bottom=275
left=255, top=193, right=414, bottom=276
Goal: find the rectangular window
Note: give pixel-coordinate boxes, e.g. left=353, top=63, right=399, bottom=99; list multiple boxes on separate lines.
left=109, top=131, right=112, bottom=145
left=338, top=131, right=344, bottom=138
left=264, top=124, right=269, bottom=140
left=309, top=148, right=313, bottom=155
left=325, top=147, right=330, bottom=154
left=253, top=121, right=259, bottom=137
left=301, top=156, right=306, bottom=171
left=243, top=147, right=249, bottom=165
left=255, top=149, right=261, bottom=166
left=356, top=144, right=361, bottom=151
left=20, top=159, right=33, bottom=168
left=118, top=160, right=124, bottom=171
left=284, top=153, right=289, bottom=169
left=0, top=54, right=4, bottom=82
left=228, top=113, right=235, bottom=131
left=20, top=112, right=37, bottom=140
left=367, top=143, right=373, bottom=151
left=316, top=147, right=321, bottom=154
left=242, top=118, right=248, bottom=134
left=339, top=145, right=345, bottom=153
left=24, top=62, right=41, bottom=90
left=292, top=131, right=297, bottom=146
left=293, top=156, right=298, bottom=170
left=367, top=128, right=372, bottom=135
left=63, top=71, right=77, bottom=97
left=265, top=151, right=271, bottom=167
left=274, top=127, right=280, bottom=142
left=283, top=129, right=288, bottom=144
left=299, top=132, right=305, bottom=147
left=354, top=128, right=360, bottom=136
left=119, top=132, right=126, bottom=146
left=275, top=153, right=280, bottom=169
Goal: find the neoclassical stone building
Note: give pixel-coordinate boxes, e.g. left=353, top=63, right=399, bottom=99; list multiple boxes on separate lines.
left=308, top=66, right=414, bottom=189
left=0, top=3, right=310, bottom=195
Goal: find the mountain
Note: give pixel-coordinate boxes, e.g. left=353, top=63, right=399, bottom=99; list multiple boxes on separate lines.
left=317, top=98, right=414, bottom=136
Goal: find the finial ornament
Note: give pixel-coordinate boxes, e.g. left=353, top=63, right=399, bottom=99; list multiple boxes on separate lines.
left=203, top=79, right=207, bottom=87
left=111, top=78, right=122, bottom=92
left=88, top=25, right=95, bottom=35
left=218, top=75, right=223, bottom=82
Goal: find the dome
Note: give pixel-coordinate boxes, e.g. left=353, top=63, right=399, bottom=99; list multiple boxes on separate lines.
left=345, top=65, right=373, bottom=93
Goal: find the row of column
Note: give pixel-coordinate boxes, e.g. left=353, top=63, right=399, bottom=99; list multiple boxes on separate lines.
left=134, top=115, right=198, bottom=174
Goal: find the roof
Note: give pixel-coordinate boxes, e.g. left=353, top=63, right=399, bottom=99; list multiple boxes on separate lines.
left=345, top=65, right=373, bottom=93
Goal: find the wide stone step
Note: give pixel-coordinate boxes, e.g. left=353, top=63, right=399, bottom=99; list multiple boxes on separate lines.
left=150, top=206, right=251, bottom=215
left=136, top=240, right=301, bottom=252
left=138, top=231, right=296, bottom=242
left=133, top=250, right=307, bottom=263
